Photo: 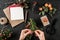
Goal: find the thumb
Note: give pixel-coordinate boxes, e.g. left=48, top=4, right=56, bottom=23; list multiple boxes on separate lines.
left=35, top=31, right=40, bottom=37
left=25, top=31, right=32, bottom=36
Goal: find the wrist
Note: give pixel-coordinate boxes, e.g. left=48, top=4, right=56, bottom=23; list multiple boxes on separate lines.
left=40, top=38, right=45, bottom=40
left=19, top=39, right=24, bottom=40
left=39, top=36, right=45, bottom=40
left=19, top=37, right=24, bottom=40
left=19, top=38, right=24, bottom=40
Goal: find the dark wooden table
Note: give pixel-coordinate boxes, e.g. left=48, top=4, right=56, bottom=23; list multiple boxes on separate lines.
left=0, top=0, right=60, bottom=40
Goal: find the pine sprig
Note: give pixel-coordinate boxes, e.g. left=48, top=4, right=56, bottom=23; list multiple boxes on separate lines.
left=25, top=18, right=39, bottom=40
left=29, top=18, right=39, bottom=31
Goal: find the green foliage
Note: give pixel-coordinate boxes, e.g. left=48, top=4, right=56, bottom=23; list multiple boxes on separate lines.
left=39, top=5, right=57, bottom=17
left=29, top=18, right=38, bottom=31
left=26, top=18, right=39, bottom=40
left=0, top=28, right=12, bottom=40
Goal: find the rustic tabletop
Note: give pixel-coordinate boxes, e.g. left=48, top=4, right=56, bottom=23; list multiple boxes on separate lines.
left=0, top=0, right=60, bottom=40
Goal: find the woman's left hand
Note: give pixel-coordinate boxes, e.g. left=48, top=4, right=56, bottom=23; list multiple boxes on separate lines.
left=19, top=29, right=32, bottom=40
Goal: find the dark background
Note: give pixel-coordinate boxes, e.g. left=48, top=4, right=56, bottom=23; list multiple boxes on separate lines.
left=0, top=0, right=60, bottom=40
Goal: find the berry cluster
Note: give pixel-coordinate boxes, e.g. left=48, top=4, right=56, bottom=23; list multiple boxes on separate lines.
left=39, top=3, right=56, bottom=17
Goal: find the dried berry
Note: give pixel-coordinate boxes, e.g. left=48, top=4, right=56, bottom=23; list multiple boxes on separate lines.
left=48, top=3, right=52, bottom=8
left=50, top=7, right=53, bottom=11
left=45, top=3, right=49, bottom=7
left=39, top=7, right=43, bottom=11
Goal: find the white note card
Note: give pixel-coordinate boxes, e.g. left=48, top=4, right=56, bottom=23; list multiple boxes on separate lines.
left=10, top=7, right=24, bottom=20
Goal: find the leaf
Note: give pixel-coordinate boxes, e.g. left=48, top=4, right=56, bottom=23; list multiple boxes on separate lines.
left=42, top=6, right=45, bottom=9
left=42, top=11, right=45, bottom=15
left=39, top=12, right=41, bottom=15
left=53, top=8, right=56, bottom=14
left=44, top=7, right=48, bottom=12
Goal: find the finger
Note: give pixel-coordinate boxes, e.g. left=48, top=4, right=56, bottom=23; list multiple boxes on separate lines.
left=22, top=29, right=31, bottom=33
left=35, top=30, right=44, bottom=34
left=35, top=31, right=40, bottom=37
left=25, top=30, right=32, bottom=36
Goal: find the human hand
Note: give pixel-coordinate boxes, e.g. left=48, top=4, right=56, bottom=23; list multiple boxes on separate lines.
left=19, top=29, right=32, bottom=40
left=35, top=30, right=45, bottom=40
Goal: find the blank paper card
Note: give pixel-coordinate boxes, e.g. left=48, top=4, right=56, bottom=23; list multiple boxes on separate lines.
left=10, top=7, right=24, bottom=20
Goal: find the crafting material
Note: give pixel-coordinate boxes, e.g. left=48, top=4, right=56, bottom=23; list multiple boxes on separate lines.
left=40, top=15, right=50, bottom=26
left=0, top=17, right=7, bottom=25
left=25, top=10, right=28, bottom=23
left=10, top=6, right=24, bottom=20
left=3, top=4, right=24, bottom=27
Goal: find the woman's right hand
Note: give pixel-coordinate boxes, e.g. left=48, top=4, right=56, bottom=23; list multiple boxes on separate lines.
left=35, top=30, right=45, bottom=40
